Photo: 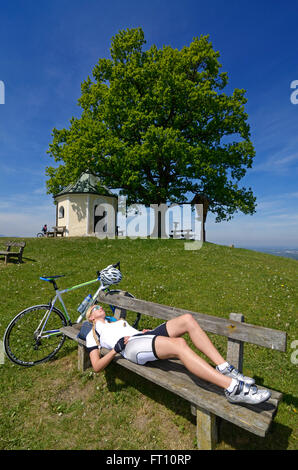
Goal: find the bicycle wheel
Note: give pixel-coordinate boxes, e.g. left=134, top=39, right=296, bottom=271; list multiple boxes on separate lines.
left=36, top=233, right=44, bottom=237
left=4, top=304, right=67, bottom=366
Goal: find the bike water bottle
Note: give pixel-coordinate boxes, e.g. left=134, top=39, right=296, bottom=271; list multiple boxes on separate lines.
left=77, top=294, right=92, bottom=314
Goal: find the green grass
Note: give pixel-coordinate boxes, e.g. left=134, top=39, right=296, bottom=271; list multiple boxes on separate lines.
left=0, top=237, right=297, bottom=450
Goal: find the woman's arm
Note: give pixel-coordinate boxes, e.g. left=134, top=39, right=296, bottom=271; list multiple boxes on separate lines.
left=89, top=348, right=117, bottom=373
left=89, top=336, right=131, bottom=373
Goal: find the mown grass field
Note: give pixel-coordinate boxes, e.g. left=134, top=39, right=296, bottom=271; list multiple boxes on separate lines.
left=0, top=237, right=297, bottom=450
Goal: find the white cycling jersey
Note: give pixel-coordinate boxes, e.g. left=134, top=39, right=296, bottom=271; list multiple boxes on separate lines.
left=85, top=319, right=169, bottom=365
left=86, top=319, right=139, bottom=352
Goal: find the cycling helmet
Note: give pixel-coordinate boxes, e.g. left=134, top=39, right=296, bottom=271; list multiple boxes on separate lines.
left=100, top=265, right=122, bottom=285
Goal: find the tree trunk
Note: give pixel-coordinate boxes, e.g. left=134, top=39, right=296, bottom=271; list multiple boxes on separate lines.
left=191, top=194, right=210, bottom=242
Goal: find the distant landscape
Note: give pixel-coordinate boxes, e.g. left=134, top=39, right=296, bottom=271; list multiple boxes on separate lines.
left=0, top=234, right=297, bottom=260
left=248, top=248, right=298, bottom=261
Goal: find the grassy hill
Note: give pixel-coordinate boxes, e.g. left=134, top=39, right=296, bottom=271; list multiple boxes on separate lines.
left=0, top=237, right=297, bottom=450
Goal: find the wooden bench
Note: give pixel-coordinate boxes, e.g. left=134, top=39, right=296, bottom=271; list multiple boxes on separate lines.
left=0, top=241, right=26, bottom=265
left=47, top=226, right=66, bottom=237
left=60, top=290, right=286, bottom=450
left=169, top=229, right=195, bottom=240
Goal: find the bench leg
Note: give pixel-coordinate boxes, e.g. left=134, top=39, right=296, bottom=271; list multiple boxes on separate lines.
left=195, top=406, right=218, bottom=450
left=78, top=344, right=91, bottom=372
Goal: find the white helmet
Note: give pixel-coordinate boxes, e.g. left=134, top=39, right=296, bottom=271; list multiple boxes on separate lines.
left=100, top=265, right=122, bottom=285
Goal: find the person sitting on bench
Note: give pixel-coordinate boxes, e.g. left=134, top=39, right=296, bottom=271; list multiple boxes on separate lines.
left=85, top=305, right=271, bottom=406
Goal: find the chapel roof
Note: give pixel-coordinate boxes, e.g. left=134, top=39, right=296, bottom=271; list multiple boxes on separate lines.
left=54, top=171, right=116, bottom=198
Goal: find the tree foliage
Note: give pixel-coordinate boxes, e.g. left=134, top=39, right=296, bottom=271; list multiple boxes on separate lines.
left=46, top=27, right=256, bottom=223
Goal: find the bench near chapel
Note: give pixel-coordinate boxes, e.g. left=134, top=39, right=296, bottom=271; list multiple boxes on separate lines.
left=60, top=290, right=286, bottom=450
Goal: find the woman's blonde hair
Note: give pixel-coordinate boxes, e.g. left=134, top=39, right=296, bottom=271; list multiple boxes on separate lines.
left=86, top=304, right=101, bottom=349
left=85, top=304, right=94, bottom=321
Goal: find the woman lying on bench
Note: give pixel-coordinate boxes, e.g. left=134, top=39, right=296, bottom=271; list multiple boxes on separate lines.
left=85, top=305, right=271, bottom=406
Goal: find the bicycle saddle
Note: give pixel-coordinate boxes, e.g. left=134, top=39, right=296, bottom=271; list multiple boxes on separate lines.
left=40, top=275, right=66, bottom=281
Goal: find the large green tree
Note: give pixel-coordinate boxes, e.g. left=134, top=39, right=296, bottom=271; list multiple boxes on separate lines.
left=46, top=27, right=256, bottom=239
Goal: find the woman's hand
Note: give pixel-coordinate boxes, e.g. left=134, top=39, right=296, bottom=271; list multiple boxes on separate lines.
left=114, top=336, right=131, bottom=353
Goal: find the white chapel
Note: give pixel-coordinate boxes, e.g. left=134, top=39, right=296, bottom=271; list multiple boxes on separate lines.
left=53, top=171, right=118, bottom=237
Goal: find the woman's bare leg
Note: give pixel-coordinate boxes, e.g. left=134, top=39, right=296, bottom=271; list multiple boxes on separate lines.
left=154, top=336, right=232, bottom=389
left=165, top=314, right=225, bottom=366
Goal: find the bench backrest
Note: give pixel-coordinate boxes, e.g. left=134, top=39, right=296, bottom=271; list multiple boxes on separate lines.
left=97, top=291, right=287, bottom=352
left=6, top=241, right=26, bottom=251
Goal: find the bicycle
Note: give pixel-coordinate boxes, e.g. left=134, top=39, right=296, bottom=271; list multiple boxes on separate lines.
left=3, top=262, right=141, bottom=367
left=37, top=225, right=48, bottom=237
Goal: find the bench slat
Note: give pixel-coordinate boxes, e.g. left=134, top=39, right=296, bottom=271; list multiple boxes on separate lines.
left=60, top=325, right=282, bottom=437
left=5, top=241, right=26, bottom=247
left=97, top=292, right=287, bottom=352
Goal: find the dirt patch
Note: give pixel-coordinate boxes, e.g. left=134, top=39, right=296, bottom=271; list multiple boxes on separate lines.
left=131, top=398, right=195, bottom=449
left=57, top=378, right=95, bottom=403
left=133, top=402, right=154, bottom=431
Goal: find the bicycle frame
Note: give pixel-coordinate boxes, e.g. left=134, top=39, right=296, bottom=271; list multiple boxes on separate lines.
left=37, top=277, right=109, bottom=340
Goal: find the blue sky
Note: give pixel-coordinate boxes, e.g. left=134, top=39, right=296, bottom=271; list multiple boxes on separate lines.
left=0, top=0, right=297, bottom=248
